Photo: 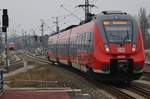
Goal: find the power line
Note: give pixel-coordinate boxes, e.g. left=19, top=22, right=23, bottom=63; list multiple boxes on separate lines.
left=60, top=4, right=82, bottom=21
left=90, top=0, right=97, bottom=3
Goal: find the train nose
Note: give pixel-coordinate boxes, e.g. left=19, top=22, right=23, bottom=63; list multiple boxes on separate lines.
left=108, top=43, right=132, bottom=55
left=110, top=59, right=133, bottom=73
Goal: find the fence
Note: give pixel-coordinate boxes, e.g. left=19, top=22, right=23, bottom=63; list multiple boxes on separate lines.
left=0, top=69, right=3, bottom=94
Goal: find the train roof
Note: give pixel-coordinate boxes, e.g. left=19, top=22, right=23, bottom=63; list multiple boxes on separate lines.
left=49, top=10, right=133, bottom=37
left=97, top=10, right=133, bottom=19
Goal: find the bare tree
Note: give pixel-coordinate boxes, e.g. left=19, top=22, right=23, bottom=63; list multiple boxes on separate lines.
left=139, top=8, right=149, bottom=49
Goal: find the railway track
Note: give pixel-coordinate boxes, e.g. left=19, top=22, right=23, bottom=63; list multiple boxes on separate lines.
left=0, top=55, right=24, bottom=73
left=126, top=84, right=150, bottom=99
left=0, top=58, right=23, bottom=67
left=25, top=53, right=143, bottom=99
left=0, top=59, right=15, bottom=66
left=0, top=52, right=18, bottom=66
left=143, top=71, right=150, bottom=77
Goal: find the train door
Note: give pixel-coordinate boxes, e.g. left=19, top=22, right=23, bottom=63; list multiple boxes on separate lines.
left=76, top=32, right=93, bottom=65
left=75, top=33, right=80, bottom=64
left=56, top=34, right=60, bottom=62
left=68, top=29, right=73, bottom=65
left=86, top=32, right=93, bottom=64
left=76, top=33, right=81, bottom=64
left=76, top=33, right=85, bottom=64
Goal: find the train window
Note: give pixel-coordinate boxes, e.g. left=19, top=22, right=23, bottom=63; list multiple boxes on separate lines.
left=86, top=32, right=90, bottom=45
left=81, top=34, right=83, bottom=45
left=76, top=34, right=79, bottom=45
left=103, top=20, right=133, bottom=43
left=89, top=32, right=93, bottom=46
left=79, top=34, right=82, bottom=45
left=83, top=33, right=85, bottom=45
left=83, top=33, right=86, bottom=45
left=80, top=35, right=82, bottom=45
left=84, top=32, right=87, bottom=46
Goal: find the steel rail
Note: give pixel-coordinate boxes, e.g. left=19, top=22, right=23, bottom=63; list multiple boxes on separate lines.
left=25, top=53, right=136, bottom=99
left=126, top=84, right=150, bottom=99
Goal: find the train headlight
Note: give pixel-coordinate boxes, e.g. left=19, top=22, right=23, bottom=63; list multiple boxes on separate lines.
left=105, top=44, right=110, bottom=52
left=132, top=44, right=136, bottom=52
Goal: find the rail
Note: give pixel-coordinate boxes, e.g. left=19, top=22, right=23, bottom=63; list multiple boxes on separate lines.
left=0, top=69, right=4, bottom=94
left=26, top=53, right=136, bottom=99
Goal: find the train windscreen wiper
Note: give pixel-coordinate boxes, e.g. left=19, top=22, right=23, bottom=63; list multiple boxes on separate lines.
left=120, top=30, right=129, bottom=46
left=109, top=33, right=123, bottom=40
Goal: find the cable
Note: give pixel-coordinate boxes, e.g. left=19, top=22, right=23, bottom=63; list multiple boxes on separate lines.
left=90, top=0, right=97, bottom=3
left=60, top=4, right=82, bottom=21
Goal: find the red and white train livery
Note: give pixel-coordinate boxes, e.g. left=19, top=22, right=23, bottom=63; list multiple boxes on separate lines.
left=47, top=11, right=145, bottom=82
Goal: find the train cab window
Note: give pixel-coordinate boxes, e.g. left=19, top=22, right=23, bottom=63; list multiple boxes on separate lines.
left=103, top=20, right=133, bottom=44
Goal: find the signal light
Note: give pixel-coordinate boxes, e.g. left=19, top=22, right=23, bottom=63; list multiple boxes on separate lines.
left=2, top=9, right=9, bottom=27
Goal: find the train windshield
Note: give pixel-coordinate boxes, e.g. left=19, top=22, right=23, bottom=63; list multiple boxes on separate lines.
left=103, top=20, right=133, bottom=44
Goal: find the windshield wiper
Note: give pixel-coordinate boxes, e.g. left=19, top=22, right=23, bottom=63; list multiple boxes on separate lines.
left=120, top=30, right=130, bottom=46
left=110, top=33, right=123, bottom=40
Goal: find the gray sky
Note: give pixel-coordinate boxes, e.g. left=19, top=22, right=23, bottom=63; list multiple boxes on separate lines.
left=0, top=0, right=150, bottom=36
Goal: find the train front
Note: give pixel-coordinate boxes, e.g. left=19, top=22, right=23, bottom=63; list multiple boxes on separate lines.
left=93, top=11, right=145, bottom=81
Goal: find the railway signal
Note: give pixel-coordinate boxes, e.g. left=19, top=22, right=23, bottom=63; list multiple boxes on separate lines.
left=2, top=9, right=9, bottom=71
left=2, top=9, right=9, bottom=28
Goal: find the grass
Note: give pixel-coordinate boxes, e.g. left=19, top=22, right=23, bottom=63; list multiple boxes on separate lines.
left=5, top=64, right=61, bottom=88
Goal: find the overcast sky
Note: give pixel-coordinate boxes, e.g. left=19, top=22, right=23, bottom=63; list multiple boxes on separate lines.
left=0, top=0, right=150, bottom=36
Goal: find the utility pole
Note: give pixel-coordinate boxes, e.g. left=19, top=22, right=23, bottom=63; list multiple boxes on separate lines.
left=0, top=28, right=2, bottom=53
left=52, top=16, right=60, bottom=61
left=21, top=29, right=25, bottom=49
left=41, top=20, right=44, bottom=55
left=77, top=0, right=96, bottom=21
left=28, top=33, right=31, bottom=52
left=31, top=29, right=36, bottom=53
left=53, top=17, right=59, bottom=34
left=24, top=31, right=27, bottom=50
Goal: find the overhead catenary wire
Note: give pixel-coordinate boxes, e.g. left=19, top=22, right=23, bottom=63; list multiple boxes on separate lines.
left=90, top=0, right=97, bottom=3
left=60, top=4, right=82, bottom=21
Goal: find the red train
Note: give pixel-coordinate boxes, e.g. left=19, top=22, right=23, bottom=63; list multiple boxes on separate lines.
left=47, top=11, right=145, bottom=82
left=8, top=42, right=16, bottom=50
